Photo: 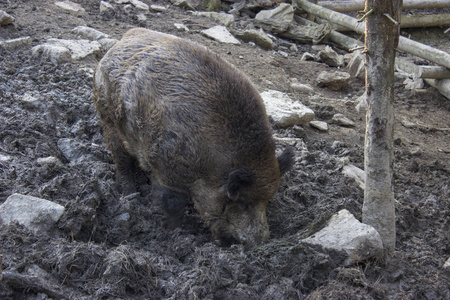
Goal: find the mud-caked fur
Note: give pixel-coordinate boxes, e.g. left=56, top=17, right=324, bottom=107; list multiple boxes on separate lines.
left=93, top=28, right=295, bottom=248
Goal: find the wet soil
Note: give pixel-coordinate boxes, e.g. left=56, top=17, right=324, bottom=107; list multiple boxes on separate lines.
left=0, top=0, right=449, bottom=299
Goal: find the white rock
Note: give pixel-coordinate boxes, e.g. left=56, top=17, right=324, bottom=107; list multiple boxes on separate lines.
left=130, top=0, right=149, bottom=10
left=194, top=12, right=235, bottom=28
left=444, top=257, right=450, bottom=270
left=0, top=193, right=65, bottom=234
left=303, top=209, right=384, bottom=265
left=201, top=26, right=240, bottom=44
left=261, top=90, right=315, bottom=128
left=332, top=113, right=355, bottom=127
left=46, top=38, right=102, bottom=61
left=0, top=10, right=15, bottom=26
left=100, top=1, right=114, bottom=12
left=310, top=120, right=328, bottom=131
left=0, top=154, right=12, bottom=162
left=55, top=1, right=86, bottom=16
left=136, top=13, right=147, bottom=23
left=0, top=36, right=31, bottom=50
left=234, top=29, right=273, bottom=50
left=36, top=156, right=61, bottom=166
left=73, top=26, right=109, bottom=41
left=301, top=52, right=315, bottom=61
left=255, top=3, right=294, bottom=23
left=290, top=82, right=314, bottom=95
left=342, top=164, right=365, bottom=190
left=150, top=4, right=167, bottom=12
left=403, top=78, right=424, bottom=90
left=32, top=44, right=72, bottom=64
left=174, top=23, right=189, bottom=32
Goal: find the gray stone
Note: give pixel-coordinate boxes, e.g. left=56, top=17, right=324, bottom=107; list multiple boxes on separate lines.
left=57, top=138, right=96, bottom=163
left=355, top=91, right=367, bottom=113
left=136, top=13, right=147, bottom=23
left=403, top=78, right=424, bottom=90
left=0, top=36, right=31, bottom=50
left=130, top=0, right=149, bottom=10
left=150, top=4, right=167, bottom=12
left=174, top=23, right=189, bottom=32
left=303, top=209, right=384, bottom=265
left=261, top=90, right=315, bottom=128
left=310, top=120, right=328, bottom=131
left=73, top=26, right=109, bottom=41
left=290, top=82, right=314, bottom=95
left=347, top=50, right=365, bottom=79
left=201, top=26, right=240, bottom=44
left=317, top=46, right=344, bottom=67
left=317, top=71, right=351, bottom=91
left=0, top=10, right=15, bottom=26
left=194, top=12, right=235, bottom=28
left=332, top=113, right=355, bottom=127
left=36, top=156, right=61, bottom=167
left=55, top=1, right=86, bottom=16
left=233, top=29, right=273, bottom=50
left=98, top=38, right=118, bottom=51
left=100, top=1, right=114, bottom=13
left=32, top=44, right=72, bottom=64
left=255, top=3, right=294, bottom=23
left=342, top=164, right=365, bottom=190
left=0, top=193, right=65, bottom=234
left=301, top=52, right=315, bottom=61
left=46, top=38, right=102, bottom=61
left=444, top=257, right=450, bottom=270
left=0, top=154, right=12, bottom=162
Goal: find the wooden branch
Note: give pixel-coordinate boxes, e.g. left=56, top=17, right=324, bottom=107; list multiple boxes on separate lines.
left=425, top=78, right=450, bottom=99
left=253, top=18, right=332, bottom=44
left=318, top=0, right=450, bottom=12
left=401, top=13, right=450, bottom=28
left=294, top=0, right=450, bottom=69
left=415, top=66, right=450, bottom=79
left=324, top=13, right=450, bottom=30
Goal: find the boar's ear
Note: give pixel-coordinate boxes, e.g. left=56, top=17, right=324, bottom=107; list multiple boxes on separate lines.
left=278, top=146, right=295, bottom=175
left=226, top=168, right=255, bottom=201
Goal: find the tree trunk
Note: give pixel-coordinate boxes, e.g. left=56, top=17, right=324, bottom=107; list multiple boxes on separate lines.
left=363, top=0, right=401, bottom=254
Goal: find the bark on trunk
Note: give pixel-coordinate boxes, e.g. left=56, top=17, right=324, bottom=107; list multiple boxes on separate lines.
left=363, top=0, right=401, bottom=254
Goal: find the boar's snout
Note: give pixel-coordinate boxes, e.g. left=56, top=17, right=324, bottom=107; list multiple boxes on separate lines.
left=215, top=201, right=270, bottom=250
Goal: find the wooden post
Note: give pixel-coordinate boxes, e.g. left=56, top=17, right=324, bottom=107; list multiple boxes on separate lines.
left=362, top=0, right=401, bottom=254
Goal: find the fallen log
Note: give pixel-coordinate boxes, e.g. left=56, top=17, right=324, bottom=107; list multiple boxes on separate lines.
left=414, top=66, right=450, bottom=79
left=318, top=0, right=450, bottom=12
left=253, top=18, right=332, bottom=44
left=295, top=15, right=363, bottom=50
left=294, top=0, right=450, bottom=69
left=324, top=13, right=450, bottom=30
left=401, top=13, right=450, bottom=28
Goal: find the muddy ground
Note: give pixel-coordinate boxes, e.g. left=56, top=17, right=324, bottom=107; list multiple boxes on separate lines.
left=0, top=0, right=449, bottom=299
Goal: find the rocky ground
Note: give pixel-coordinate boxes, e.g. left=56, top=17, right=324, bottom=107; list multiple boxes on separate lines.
left=0, top=0, right=449, bottom=299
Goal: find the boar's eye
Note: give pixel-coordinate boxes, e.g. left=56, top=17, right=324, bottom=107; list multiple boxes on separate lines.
left=225, top=168, right=255, bottom=201
left=278, top=146, right=295, bottom=175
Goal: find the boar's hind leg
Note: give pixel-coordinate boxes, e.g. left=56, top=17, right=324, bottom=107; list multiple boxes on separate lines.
left=103, top=128, right=141, bottom=195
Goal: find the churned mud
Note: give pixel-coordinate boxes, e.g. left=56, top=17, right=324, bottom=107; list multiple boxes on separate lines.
left=0, top=0, right=449, bottom=299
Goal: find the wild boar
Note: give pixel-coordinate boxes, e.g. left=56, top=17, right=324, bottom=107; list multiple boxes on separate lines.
left=93, top=28, right=295, bottom=248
